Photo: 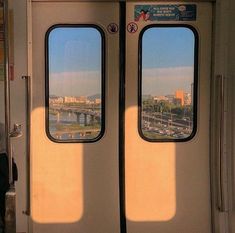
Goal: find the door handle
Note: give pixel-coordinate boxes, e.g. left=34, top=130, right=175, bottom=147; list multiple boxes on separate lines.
left=217, top=74, right=228, bottom=212
left=22, top=75, right=31, bottom=216
left=9, top=124, right=22, bottom=138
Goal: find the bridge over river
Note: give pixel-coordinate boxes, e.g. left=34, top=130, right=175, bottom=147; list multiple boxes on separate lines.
left=50, top=106, right=101, bottom=126
left=51, top=128, right=100, bottom=139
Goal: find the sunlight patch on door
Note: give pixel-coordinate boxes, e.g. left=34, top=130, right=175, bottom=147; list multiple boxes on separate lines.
left=31, top=108, right=84, bottom=223
left=125, top=106, right=176, bottom=221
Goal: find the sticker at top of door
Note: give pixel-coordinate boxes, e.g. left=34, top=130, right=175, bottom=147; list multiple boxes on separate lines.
left=134, top=5, right=197, bottom=22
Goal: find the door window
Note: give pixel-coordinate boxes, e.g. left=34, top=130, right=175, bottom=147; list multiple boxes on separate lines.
left=139, top=25, right=198, bottom=141
left=46, top=25, right=105, bottom=142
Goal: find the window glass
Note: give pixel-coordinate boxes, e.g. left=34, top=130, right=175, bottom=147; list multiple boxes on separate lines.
left=47, top=26, right=104, bottom=142
left=140, top=26, right=197, bottom=141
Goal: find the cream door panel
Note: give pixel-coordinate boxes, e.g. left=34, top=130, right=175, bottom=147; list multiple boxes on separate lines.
left=125, top=2, right=212, bottom=233
left=31, top=2, right=120, bottom=233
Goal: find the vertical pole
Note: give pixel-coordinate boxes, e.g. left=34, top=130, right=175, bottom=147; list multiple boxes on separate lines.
left=3, top=0, right=13, bottom=185
left=4, top=191, right=16, bottom=233
left=3, top=1, right=16, bottom=233
left=22, top=75, right=31, bottom=216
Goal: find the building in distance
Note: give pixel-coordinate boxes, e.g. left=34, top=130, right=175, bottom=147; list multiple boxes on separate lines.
left=95, top=98, right=101, bottom=104
left=153, top=95, right=169, bottom=102
left=49, top=96, right=64, bottom=104
left=184, top=92, right=192, bottom=106
left=175, top=90, right=184, bottom=106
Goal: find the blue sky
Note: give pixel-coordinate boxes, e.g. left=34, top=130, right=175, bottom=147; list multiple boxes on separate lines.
left=49, top=27, right=102, bottom=73
left=142, top=27, right=195, bottom=69
left=142, top=27, right=195, bottom=95
left=49, top=27, right=195, bottom=96
left=49, top=27, right=102, bottom=96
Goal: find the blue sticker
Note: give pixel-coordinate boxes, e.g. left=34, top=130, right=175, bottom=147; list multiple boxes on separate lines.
left=135, top=5, right=197, bottom=22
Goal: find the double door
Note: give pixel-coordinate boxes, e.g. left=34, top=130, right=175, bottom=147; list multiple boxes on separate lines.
left=30, top=1, right=212, bottom=233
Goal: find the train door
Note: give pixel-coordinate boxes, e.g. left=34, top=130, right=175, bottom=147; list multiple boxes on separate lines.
left=125, top=2, right=212, bottom=233
left=29, top=1, right=213, bottom=233
left=30, top=1, right=120, bottom=233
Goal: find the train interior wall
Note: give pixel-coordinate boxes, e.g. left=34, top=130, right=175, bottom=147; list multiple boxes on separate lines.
left=11, top=0, right=27, bottom=231
left=3, top=0, right=235, bottom=233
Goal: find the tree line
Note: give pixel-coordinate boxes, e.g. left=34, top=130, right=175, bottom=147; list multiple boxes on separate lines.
left=142, top=99, right=193, bottom=120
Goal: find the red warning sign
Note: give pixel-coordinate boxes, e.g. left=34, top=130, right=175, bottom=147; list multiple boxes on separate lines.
left=107, top=23, right=119, bottom=34
left=127, top=22, right=138, bottom=33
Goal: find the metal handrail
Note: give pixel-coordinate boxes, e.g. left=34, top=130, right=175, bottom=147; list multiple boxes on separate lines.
left=217, top=74, right=228, bottom=212
left=22, top=75, right=31, bottom=216
left=3, top=0, right=13, bottom=186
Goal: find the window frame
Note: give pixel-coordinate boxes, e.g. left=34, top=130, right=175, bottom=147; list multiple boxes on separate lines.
left=45, top=24, right=105, bottom=143
left=138, top=24, right=199, bottom=143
